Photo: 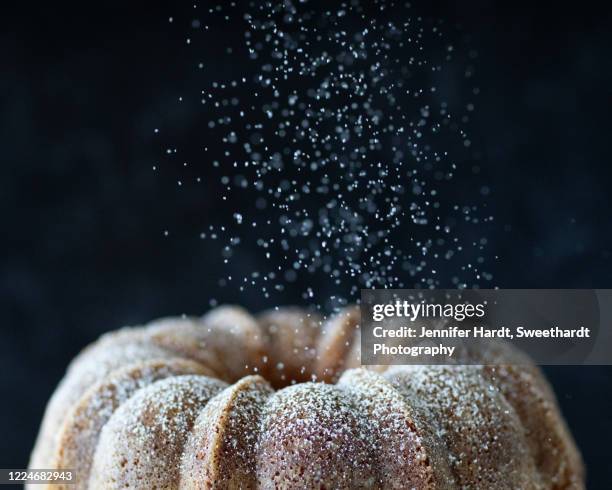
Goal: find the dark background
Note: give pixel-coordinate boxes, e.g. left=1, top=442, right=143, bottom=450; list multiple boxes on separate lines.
left=1, top=1, right=611, bottom=486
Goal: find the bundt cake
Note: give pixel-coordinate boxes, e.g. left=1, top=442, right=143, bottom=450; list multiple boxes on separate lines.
left=29, top=305, right=585, bottom=489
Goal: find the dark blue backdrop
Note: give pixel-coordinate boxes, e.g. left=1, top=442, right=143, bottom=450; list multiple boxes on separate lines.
left=1, top=1, right=610, bottom=486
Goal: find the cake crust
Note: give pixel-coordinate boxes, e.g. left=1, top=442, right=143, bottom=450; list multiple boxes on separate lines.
left=29, top=306, right=585, bottom=490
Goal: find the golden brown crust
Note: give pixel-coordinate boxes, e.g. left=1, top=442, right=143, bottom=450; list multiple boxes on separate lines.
left=52, top=359, right=212, bottom=490
left=28, top=328, right=175, bottom=473
left=146, top=307, right=266, bottom=382
left=256, top=382, right=378, bottom=489
left=29, top=305, right=585, bottom=490
left=314, top=306, right=361, bottom=382
left=482, top=363, right=585, bottom=489
left=257, top=307, right=322, bottom=387
left=180, top=375, right=273, bottom=489
left=88, top=375, right=226, bottom=489
left=384, top=365, right=542, bottom=489
left=338, top=369, right=456, bottom=489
